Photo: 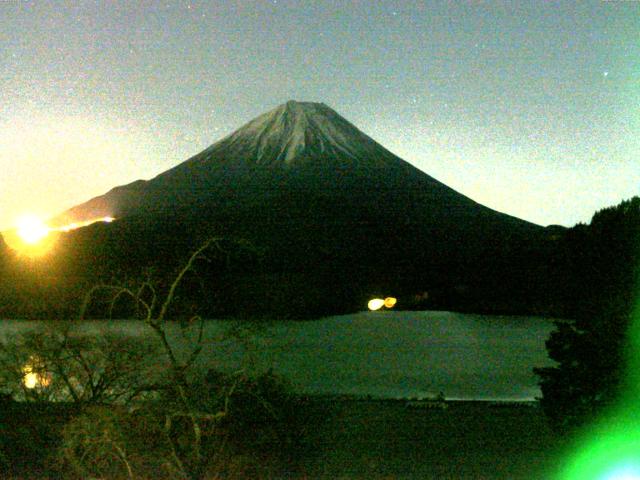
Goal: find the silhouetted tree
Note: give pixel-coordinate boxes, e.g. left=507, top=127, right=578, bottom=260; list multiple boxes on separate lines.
left=74, top=238, right=302, bottom=479
left=0, top=323, right=160, bottom=404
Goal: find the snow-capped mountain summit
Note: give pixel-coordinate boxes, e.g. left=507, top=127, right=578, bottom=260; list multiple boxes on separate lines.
left=199, top=100, right=399, bottom=167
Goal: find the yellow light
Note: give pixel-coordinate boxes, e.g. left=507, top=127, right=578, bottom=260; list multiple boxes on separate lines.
left=16, top=214, right=50, bottom=244
left=22, top=357, right=51, bottom=389
left=3, top=214, right=116, bottom=256
left=368, top=298, right=385, bottom=311
left=384, top=297, right=397, bottom=308
left=2, top=214, right=58, bottom=256
left=23, top=371, right=38, bottom=389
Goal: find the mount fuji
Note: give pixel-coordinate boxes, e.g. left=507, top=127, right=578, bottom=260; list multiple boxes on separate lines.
left=54, top=101, right=535, bottom=228
left=54, top=101, right=545, bottom=317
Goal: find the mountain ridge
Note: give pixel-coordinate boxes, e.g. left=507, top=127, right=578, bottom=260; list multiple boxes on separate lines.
left=53, top=100, right=537, bottom=231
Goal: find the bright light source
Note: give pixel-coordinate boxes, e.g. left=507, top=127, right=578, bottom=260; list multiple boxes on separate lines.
left=4, top=215, right=117, bottom=255
left=601, top=463, right=640, bottom=480
left=384, top=297, right=397, bottom=308
left=368, top=298, right=385, bottom=311
left=21, top=357, right=51, bottom=389
left=23, top=371, right=38, bottom=389
left=16, top=214, right=50, bottom=244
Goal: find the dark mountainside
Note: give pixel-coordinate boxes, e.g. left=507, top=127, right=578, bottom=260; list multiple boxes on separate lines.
left=2, top=102, right=567, bottom=318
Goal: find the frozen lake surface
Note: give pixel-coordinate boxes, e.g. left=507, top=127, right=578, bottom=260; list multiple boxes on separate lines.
left=0, top=311, right=556, bottom=401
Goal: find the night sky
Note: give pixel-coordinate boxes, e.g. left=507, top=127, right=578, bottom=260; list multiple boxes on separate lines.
left=1, top=1, right=638, bottom=230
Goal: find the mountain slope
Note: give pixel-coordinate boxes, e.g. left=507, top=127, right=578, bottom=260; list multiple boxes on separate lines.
left=53, top=101, right=533, bottom=230
left=52, top=101, right=546, bottom=317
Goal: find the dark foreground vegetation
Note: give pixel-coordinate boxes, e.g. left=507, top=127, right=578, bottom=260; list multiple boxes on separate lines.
left=0, top=397, right=564, bottom=480
left=0, top=375, right=315, bottom=479
left=0, top=244, right=317, bottom=479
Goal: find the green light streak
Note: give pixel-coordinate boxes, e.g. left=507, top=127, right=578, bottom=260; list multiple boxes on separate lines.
left=558, top=290, right=640, bottom=479
left=559, top=415, right=640, bottom=479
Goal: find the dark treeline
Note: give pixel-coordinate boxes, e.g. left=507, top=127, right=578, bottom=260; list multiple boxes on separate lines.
left=0, top=196, right=638, bottom=321
left=546, top=196, right=639, bottom=321
left=535, top=196, right=640, bottom=430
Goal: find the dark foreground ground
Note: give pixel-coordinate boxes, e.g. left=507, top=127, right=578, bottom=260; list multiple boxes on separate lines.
left=2, top=398, right=569, bottom=479
left=297, top=398, right=567, bottom=480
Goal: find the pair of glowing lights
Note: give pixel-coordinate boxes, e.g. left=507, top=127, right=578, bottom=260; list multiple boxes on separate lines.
left=367, top=297, right=397, bottom=311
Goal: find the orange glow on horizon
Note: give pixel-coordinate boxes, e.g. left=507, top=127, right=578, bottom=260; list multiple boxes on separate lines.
left=4, top=214, right=57, bottom=257
left=16, top=215, right=49, bottom=245
left=3, top=215, right=116, bottom=256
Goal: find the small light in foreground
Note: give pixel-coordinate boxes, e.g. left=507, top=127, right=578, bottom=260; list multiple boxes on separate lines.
left=23, top=371, right=38, bottom=389
left=21, top=358, right=51, bottom=389
left=384, top=297, right=397, bottom=308
left=16, top=214, right=49, bottom=244
left=368, top=298, right=385, bottom=311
